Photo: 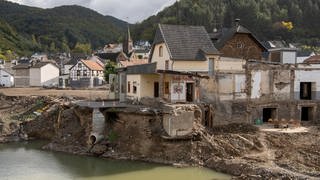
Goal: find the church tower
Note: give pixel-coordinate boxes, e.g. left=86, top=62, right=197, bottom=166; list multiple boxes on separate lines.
left=123, top=25, right=133, bottom=55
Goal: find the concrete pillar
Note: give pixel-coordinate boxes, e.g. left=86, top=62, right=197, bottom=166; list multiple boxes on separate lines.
left=89, top=108, right=105, bottom=145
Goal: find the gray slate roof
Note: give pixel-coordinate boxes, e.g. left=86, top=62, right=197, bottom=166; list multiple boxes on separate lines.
left=152, top=24, right=219, bottom=61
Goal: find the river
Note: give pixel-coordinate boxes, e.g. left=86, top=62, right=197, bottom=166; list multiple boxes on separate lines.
left=0, top=141, right=230, bottom=180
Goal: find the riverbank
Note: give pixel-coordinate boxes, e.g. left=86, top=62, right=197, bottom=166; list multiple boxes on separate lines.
left=1, top=94, right=319, bottom=179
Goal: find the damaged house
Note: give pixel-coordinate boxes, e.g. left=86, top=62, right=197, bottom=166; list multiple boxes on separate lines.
left=116, top=22, right=320, bottom=128
left=118, top=24, right=220, bottom=103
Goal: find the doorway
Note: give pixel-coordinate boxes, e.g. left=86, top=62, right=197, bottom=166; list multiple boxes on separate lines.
left=186, top=83, right=194, bottom=102
left=154, top=82, right=159, bottom=98
left=301, top=107, right=313, bottom=121
left=263, top=108, right=277, bottom=122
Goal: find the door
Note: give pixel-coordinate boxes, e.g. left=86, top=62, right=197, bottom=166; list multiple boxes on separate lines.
left=154, top=82, right=159, bottom=98
left=186, top=83, right=194, bottom=102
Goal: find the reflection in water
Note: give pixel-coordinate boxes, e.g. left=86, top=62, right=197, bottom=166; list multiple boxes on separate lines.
left=0, top=141, right=230, bottom=180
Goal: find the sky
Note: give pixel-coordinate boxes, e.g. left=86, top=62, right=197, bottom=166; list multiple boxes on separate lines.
left=7, top=0, right=176, bottom=23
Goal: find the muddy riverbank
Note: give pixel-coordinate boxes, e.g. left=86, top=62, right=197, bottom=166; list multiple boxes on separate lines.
left=1, top=94, right=319, bottom=179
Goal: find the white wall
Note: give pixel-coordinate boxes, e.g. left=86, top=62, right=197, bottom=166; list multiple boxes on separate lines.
left=251, top=71, right=261, bottom=99
left=29, top=68, right=41, bottom=86
left=0, top=69, right=14, bottom=87
left=294, top=68, right=320, bottom=100
left=41, top=64, right=59, bottom=86
left=30, top=64, right=59, bottom=87
left=282, top=51, right=296, bottom=64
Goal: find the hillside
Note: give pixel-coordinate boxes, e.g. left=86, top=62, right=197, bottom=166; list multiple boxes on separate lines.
left=0, top=0, right=127, bottom=56
left=133, top=0, right=320, bottom=46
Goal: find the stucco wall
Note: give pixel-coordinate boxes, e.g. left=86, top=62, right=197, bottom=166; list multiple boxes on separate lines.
left=140, top=74, right=159, bottom=98
left=127, top=74, right=141, bottom=99
left=282, top=51, right=296, bottom=64
left=40, top=64, right=59, bottom=86
left=29, top=68, right=41, bottom=86
left=151, top=43, right=171, bottom=70
left=294, top=69, right=320, bottom=100
left=216, top=57, right=245, bottom=72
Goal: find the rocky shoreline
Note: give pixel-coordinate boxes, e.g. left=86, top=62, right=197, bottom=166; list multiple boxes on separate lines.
left=1, top=95, right=320, bottom=179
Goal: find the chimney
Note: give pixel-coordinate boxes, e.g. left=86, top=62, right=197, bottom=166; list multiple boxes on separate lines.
left=235, top=18, right=240, bottom=27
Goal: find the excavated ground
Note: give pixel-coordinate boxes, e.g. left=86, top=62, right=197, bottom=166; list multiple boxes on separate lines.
left=0, top=95, right=319, bottom=179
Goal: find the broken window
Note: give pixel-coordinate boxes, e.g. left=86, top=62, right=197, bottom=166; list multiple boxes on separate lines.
left=133, top=81, right=137, bottom=94
left=300, top=82, right=312, bottom=100
left=164, top=82, right=169, bottom=94
left=127, top=81, right=131, bottom=93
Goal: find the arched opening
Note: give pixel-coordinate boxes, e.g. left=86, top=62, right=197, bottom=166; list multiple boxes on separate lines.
left=159, top=46, right=163, bottom=57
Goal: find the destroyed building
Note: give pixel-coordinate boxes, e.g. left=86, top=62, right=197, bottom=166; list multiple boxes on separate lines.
left=116, top=22, right=320, bottom=130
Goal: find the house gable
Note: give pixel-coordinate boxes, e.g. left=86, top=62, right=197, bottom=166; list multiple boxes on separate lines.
left=220, top=33, right=266, bottom=60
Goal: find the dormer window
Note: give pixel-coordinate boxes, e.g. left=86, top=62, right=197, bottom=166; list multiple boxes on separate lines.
left=159, top=46, right=163, bottom=57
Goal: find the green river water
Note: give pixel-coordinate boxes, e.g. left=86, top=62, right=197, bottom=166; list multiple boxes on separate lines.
left=0, top=141, right=231, bottom=180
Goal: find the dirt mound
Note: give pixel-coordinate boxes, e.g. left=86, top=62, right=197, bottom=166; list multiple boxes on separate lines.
left=211, top=123, right=259, bottom=134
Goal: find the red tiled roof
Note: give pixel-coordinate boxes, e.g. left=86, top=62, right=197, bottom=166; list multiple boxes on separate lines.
left=81, top=60, right=104, bottom=71
left=304, top=55, right=320, bottom=64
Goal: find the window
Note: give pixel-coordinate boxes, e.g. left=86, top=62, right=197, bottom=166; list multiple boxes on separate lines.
left=165, top=82, right=169, bottom=94
left=236, top=43, right=244, bottom=49
left=300, top=82, right=312, bottom=100
left=83, top=70, right=87, bottom=76
left=77, top=70, right=80, bottom=76
left=78, top=63, right=82, bottom=68
left=127, top=81, right=131, bottom=93
left=165, top=60, right=169, bottom=70
left=133, top=81, right=137, bottom=94
left=159, top=46, right=163, bottom=57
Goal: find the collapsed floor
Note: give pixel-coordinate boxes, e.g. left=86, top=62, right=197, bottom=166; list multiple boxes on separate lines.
left=0, top=94, right=319, bottom=179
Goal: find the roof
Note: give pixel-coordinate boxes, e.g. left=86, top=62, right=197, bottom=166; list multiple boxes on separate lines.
left=0, top=68, right=14, bottom=76
left=123, top=63, right=157, bottom=74
left=81, top=60, right=104, bottom=71
left=297, top=50, right=314, bottom=57
left=12, top=64, right=31, bottom=69
left=120, top=62, right=208, bottom=79
left=31, top=62, right=58, bottom=69
left=119, top=59, right=148, bottom=67
left=214, top=25, right=268, bottom=51
left=95, top=52, right=121, bottom=62
left=152, top=24, right=219, bottom=61
left=303, top=55, right=320, bottom=64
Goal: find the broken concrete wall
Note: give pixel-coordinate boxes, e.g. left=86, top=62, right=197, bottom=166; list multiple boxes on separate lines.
left=273, top=70, right=291, bottom=100
left=162, top=105, right=200, bottom=137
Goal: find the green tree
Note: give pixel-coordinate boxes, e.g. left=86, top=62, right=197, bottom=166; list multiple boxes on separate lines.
left=72, top=43, right=92, bottom=55
left=104, top=61, right=116, bottom=82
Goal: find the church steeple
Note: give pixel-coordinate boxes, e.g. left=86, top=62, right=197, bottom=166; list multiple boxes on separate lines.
left=123, top=24, right=133, bottom=55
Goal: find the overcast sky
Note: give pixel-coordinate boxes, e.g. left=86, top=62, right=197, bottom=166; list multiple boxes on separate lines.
left=7, top=0, right=176, bottom=23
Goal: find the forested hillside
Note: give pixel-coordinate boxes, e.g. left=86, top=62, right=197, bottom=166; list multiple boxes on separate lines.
left=133, top=0, right=320, bottom=46
left=0, top=0, right=127, bottom=56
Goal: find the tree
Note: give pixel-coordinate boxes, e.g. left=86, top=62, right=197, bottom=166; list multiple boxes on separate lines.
left=72, top=43, right=92, bottom=55
left=104, top=61, right=116, bottom=82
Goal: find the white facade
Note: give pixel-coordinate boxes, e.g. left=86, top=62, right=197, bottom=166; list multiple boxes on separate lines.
left=294, top=64, right=320, bottom=100
left=281, top=51, right=297, bottom=64
left=30, top=63, right=59, bottom=87
left=69, top=61, right=104, bottom=80
left=0, top=69, right=14, bottom=87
